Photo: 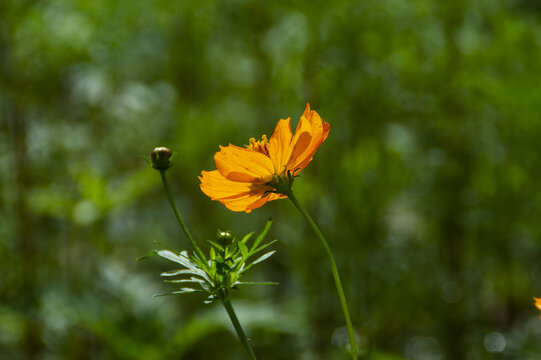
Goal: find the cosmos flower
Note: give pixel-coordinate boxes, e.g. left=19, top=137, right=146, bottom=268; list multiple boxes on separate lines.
left=199, top=104, right=330, bottom=213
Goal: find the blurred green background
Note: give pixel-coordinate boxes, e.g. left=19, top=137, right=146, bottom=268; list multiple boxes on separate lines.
left=2, top=0, right=541, bottom=359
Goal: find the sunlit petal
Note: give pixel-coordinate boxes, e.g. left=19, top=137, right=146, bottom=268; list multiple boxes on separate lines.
left=288, top=104, right=330, bottom=172
left=215, top=144, right=275, bottom=182
left=199, top=170, right=255, bottom=200
left=219, top=188, right=268, bottom=213
left=287, top=110, right=314, bottom=171
left=267, top=118, right=293, bottom=174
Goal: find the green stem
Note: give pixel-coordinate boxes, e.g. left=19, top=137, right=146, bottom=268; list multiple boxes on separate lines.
left=158, top=170, right=255, bottom=359
left=286, top=190, right=358, bottom=359
left=222, top=299, right=258, bottom=360
left=159, top=170, right=207, bottom=265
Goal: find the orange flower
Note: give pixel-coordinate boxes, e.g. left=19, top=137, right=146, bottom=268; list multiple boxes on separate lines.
left=535, top=297, right=541, bottom=317
left=199, top=104, right=330, bottom=213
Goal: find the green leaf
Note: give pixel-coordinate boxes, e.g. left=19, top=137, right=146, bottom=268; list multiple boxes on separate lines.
left=207, top=240, right=224, bottom=252
left=160, top=269, right=212, bottom=284
left=251, top=219, right=273, bottom=253
left=136, top=250, right=157, bottom=262
left=206, top=263, right=217, bottom=278
left=251, top=250, right=276, bottom=265
left=164, top=278, right=206, bottom=285
left=153, top=293, right=178, bottom=297
left=238, top=241, right=249, bottom=259
left=152, top=240, right=177, bottom=254
left=240, top=232, right=253, bottom=244
left=157, top=250, right=194, bottom=269
left=189, top=254, right=208, bottom=270
left=233, top=281, right=279, bottom=286
left=254, top=239, right=278, bottom=255
left=172, top=288, right=201, bottom=294
left=154, top=288, right=201, bottom=297
left=160, top=269, right=203, bottom=277
left=228, top=259, right=244, bottom=272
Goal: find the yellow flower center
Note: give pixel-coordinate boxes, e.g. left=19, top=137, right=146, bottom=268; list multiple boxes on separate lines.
left=246, top=135, right=269, bottom=156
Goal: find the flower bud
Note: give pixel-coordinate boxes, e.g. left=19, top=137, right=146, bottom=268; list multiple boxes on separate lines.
left=216, top=230, right=233, bottom=246
left=151, top=147, right=172, bottom=170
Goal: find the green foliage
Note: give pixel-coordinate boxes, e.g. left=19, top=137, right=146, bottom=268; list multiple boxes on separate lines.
left=154, top=220, right=278, bottom=303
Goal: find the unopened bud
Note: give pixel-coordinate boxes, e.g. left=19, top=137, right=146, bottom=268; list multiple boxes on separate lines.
left=151, top=147, right=172, bottom=170
left=216, top=230, right=233, bottom=246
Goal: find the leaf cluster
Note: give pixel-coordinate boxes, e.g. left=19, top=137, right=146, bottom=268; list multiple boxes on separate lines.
left=152, top=219, right=277, bottom=303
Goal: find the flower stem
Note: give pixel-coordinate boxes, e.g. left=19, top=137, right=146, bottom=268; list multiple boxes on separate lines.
left=158, top=170, right=255, bottom=359
left=159, top=169, right=207, bottom=265
left=222, top=299, right=258, bottom=360
left=286, top=190, right=358, bottom=359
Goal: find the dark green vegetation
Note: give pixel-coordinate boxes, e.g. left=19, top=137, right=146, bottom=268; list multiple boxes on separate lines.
left=2, top=0, right=541, bottom=359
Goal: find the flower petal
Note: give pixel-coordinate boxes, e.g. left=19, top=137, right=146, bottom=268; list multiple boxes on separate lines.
left=221, top=190, right=267, bottom=212
left=287, top=114, right=313, bottom=170
left=267, top=118, right=293, bottom=174
left=219, top=187, right=287, bottom=213
left=287, top=104, right=330, bottom=173
left=200, top=170, right=273, bottom=212
left=199, top=170, right=255, bottom=200
left=214, top=144, right=275, bottom=183
left=245, top=192, right=287, bottom=212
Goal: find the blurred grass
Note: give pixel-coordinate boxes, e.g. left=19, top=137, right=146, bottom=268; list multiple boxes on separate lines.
left=2, top=0, right=541, bottom=359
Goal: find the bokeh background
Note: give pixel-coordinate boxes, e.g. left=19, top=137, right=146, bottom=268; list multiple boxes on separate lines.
left=2, top=0, right=541, bottom=359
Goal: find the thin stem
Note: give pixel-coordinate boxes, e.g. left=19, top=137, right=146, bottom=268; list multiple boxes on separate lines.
left=158, top=170, right=255, bottom=359
left=286, top=190, right=358, bottom=359
left=159, top=170, right=207, bottom=265
left=222, top=299, right=258, bottom=360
